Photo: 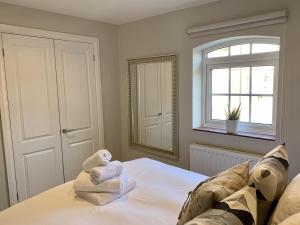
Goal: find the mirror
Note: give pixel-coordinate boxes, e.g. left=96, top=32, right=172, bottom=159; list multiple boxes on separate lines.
left=128, top=55, right=178, bottom=159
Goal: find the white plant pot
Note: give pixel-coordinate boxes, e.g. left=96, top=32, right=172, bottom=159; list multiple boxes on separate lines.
left=226, top=120, right=239, bottom=134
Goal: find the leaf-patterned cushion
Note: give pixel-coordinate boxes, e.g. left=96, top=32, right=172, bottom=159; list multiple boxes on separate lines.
left=184, top=185, right=257, bottom=225
left=277, top=212, right=300, bottom=225
left=268, top=174, right=300, bottom=225
left=249, top=145, right=289, bottom=225
left=177, top=161, right=250, bottom=225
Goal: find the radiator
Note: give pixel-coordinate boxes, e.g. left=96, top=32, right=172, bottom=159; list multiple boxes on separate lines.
left=190, top=144, right=262, bottom=176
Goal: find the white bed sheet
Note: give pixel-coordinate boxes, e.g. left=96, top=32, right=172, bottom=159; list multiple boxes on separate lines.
left=0, top=158, right=208, bottom=225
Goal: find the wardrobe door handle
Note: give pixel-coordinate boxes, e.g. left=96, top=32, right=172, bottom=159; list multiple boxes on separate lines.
left=62, top=129, right=74, bottom=134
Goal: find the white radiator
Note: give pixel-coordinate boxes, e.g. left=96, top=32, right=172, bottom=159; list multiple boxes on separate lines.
left=190, top=144, right=262, bottom=177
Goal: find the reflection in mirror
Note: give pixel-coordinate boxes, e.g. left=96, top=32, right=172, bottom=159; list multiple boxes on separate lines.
left=128, top=55, right=177, bottom=158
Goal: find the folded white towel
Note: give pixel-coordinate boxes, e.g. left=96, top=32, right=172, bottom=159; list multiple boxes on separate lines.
left=90, top=161, right=123, bottom=184
left=76, top=179, right=136, bottom=206
left=74, top=169, right=128, bottom=193
left=83, top=149, right=112, bottom=172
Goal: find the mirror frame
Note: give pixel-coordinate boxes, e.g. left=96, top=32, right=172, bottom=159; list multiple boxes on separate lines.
left=127, top=54, right=178, bottom=160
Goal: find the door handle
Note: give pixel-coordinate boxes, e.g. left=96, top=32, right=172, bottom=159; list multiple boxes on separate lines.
left=62, top=129, right=75, bottom=134
left=158, top=113, right=162, bottom=116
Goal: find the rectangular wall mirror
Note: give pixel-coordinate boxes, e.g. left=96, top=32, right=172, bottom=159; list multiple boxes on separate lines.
left=128, top=55, right=178, bottom=159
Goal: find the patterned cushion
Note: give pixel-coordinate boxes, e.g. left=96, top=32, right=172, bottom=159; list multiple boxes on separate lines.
left=249, top=145, right=289, bottom=225
left=269, top=174, right=300, bottom=225
left=177, top=161, right=250, bottom=225
left=277, top=213, right=300, bottom=225
left=184, top=186, right=257, bottom=225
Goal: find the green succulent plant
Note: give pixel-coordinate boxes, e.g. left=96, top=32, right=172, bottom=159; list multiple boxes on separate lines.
left=225, top=103, right=242, bottom=120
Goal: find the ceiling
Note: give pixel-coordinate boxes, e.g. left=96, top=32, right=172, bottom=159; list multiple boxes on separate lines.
left=0, top=0, right=218, bottom=25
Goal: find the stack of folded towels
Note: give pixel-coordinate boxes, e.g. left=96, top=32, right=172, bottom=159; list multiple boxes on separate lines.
left=73, top=149, right=136, bottom=205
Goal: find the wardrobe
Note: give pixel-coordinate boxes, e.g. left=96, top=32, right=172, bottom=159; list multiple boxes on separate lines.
left=0, top=26, right=104, bottom=204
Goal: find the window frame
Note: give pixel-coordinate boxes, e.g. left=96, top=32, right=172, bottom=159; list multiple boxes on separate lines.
left=200, top=37, right=280, bottom=135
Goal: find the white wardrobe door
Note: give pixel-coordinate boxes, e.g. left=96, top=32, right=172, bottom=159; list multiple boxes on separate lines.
left=2, top=34, right=64, bottom=201
left=54, top=40, right=100, bottom=181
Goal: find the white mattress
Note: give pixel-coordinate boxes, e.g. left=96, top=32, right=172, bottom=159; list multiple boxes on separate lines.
left=0, top=158, right=208, bottom=225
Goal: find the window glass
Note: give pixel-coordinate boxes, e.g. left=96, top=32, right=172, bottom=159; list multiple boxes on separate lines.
left=230, top=96, right=250, bottom=122
left=230, top=67, right=250, bottom=94
left=211, top=96, right=228, bottom=120
left=251, top=96, right=273, bottom=124
left=230, top=44, right=251, bottom=56
left=207, top=43, right=280, bottom=59
left=251, top=66, right=274, bottom=94
left=207, top=47, right=229, bottom=58
left=211, top=68, right=229, bottom=94
left=252, top=44, right=280, bottom=54
left=210, top=66, right=274, bottom=124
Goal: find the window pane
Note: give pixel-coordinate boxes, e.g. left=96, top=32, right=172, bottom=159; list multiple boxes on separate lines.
left=251, top=96, right=273, bottom=124
left=231, top=67, right=250, bottom=94
left=252, top=66, right=274, bottom=94
left=230, top=44, right=251, bottom=56
left=212, top=95, right=228, bottom=120
left=252, top=43, right=280, bottom=54
left=231, top=96, right=249, bottom=122
left=207, top=47, right=229, bottom=58
left=211, top=68, right=229, bottom=94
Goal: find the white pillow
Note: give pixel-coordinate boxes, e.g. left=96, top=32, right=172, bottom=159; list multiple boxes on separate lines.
left=269, top=174, right=300, bottom=225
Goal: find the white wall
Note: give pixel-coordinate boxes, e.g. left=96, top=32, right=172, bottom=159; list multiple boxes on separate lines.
left=119, top=0, right=300, bottom=179
left=0, top=2, right=122, bottom=210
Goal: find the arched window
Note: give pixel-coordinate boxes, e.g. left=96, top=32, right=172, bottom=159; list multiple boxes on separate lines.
left=193, top=36, right=280, bottom=135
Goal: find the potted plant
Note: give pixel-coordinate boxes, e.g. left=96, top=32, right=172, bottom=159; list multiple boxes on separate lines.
left=225, top=103, right=241, bottom=134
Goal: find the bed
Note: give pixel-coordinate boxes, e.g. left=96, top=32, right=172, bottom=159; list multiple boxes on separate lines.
left=0, top=158, right=208, bottom=225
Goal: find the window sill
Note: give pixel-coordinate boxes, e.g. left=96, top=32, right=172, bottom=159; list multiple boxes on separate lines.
left=193, top=127, right=276, bottom=141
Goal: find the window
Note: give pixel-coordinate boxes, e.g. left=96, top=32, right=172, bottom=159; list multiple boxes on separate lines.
left=193, top=37, right=280, bottom=135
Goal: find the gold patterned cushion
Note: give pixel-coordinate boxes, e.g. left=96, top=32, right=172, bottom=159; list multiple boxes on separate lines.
left=249, top=145, right=289, bottom=225
left=269, top=174, right=300, bottom=225
left=185, top=185, right=257, bottom=225
left=177, top=161, right=250, bottom=225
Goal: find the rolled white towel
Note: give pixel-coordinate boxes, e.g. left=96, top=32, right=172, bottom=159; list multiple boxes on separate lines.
left=74, top=169, right=128, bottom=194
left=83, top=149, right=112, bottom=172
left=76, top=179, right=136, bottom=206
left=90, top=161, right=123, bottom=184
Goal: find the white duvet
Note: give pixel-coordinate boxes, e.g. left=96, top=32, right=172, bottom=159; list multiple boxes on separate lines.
left=0, top=158, right=208, bottom=225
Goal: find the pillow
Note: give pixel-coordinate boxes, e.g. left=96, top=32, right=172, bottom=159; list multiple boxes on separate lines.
left=277, top=213, right=300, bottom=225
left=185, top=185, right=257, bottom=225
left=177, top=161, right=250, bottom=225
left=268, top=174, right=300, bottom=225
left=249, top=145, right=289, bottom=225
